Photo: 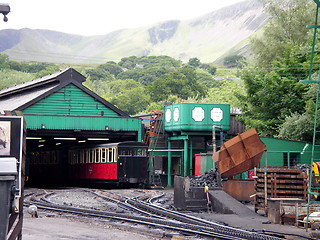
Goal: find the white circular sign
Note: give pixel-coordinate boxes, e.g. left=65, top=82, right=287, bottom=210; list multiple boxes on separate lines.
left=211, top=107, right=223, bottom=122
left=165, top=108, right=171, bottom=123
left=192, top=107, right=205, bottom=122
left=173, top=107, right=179, bottom=122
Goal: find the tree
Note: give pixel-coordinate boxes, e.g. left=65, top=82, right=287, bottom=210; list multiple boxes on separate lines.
left=34, top=65, right=60, bottom=78
left=236, top=0, right=315, bottom=137
left=83, top=79, right=111, bottom=97
left=188, top=57, right=201, bottom=67
left=223, top=55, right=247, bottom=68
left=118, top=56, right=137, bottom=69
left=200, top=63, right=217, bottom=75
left=118, top=55, right=181, bottom=69
left=0, top=54, right=9, bottom=68
left=98, top=61, right=123, bottom=76
left=237, top=64, right=309, bottom=136
left=251, top=0, right=314, bottom=67
left=148, top=67, right=207, bottom=102
left=85, top=68, right=115, bottom=82
left=203, top=78, right=244, bottom=108
left=107, top=79, right=142, bottom=97
left=145, top=95, right=182, bottom=113
left=277, top=112, right=313, bottom=141
left=137, top=55, right=181, bottom=68
left=108, top=79, right=151, bottom=115
left=117, top=66, right=170, bottom=85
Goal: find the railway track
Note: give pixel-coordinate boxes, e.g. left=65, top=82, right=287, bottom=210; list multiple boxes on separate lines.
left=23, top=189, right=303, bottom=240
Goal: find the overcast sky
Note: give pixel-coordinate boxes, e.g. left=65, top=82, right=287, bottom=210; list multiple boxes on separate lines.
left=0, top=0, right=245, bottom=36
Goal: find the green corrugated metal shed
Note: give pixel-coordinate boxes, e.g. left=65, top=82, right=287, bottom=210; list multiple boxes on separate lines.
left=0, top=68, right=143, bottom=141
left=260, top=137, right=320, bottom=167
left=23, top=84, right=119, bottom=117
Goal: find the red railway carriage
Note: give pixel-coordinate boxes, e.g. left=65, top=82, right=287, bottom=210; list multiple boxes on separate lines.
left=68, top=141, right=148, bottom=185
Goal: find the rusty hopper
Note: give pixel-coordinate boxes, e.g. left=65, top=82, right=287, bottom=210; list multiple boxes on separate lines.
left=213, top=128, right=266, bottom=178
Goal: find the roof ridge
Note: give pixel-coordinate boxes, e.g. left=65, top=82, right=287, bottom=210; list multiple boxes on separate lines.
left=0, top=67, right=72, bottom=96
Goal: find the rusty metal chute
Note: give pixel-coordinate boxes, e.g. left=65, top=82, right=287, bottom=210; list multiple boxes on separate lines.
left=213, top=128, right=266, bottom=178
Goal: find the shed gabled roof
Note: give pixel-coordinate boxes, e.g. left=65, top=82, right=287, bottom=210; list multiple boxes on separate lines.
left=0, top=67, right=129, bottom=117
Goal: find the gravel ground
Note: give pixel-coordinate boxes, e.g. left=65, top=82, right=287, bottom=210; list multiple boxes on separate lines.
left=22, top=187, right=317, bottom=240
left=22, top=187, right=178, bottom=240
left=23, top=214, right=169, bottom=240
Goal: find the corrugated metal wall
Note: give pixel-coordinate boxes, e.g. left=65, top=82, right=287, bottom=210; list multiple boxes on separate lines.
left=23, top=84, right=119, bottom=117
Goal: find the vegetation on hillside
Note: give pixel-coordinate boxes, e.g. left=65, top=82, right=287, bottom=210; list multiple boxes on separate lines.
left=83, top=56, right=242, bottom=115
left=1, top=0, right=318, bottom=143
left=237, top=0, right=318, bottom=142
left=0, top=54, right=243, bottom=116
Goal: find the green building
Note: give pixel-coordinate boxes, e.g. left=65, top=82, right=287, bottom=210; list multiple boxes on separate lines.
left=260, top=137, right=320, bottom=168
left=0, top=68, right=144, bottom=179
left=148, top=103, right=231, bottom=186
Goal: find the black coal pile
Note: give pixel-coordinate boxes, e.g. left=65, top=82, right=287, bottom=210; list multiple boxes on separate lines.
left=296, top=164, right=310, bottom=173
left=190, top=169, right=220, bottom=188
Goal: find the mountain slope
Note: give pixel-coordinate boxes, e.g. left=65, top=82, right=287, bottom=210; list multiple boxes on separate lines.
left=0, top=0, right=268, bottom=64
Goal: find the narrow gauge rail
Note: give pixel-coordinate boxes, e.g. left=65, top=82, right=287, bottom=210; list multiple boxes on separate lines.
left=25, top=190, right=285, bottom=240
left=93, top=190, right=285, bottom=240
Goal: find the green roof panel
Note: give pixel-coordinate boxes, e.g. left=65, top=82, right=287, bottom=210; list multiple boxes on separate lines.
left=22, top=84, right=119, bottom=117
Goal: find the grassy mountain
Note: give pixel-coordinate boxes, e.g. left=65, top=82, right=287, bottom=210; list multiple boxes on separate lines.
left=0, top=0, right=268, bottom=64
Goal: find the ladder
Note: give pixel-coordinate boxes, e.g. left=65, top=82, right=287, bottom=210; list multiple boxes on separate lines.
left=144, top=110, right=163, bottom=148
left=300, top=1, right=320, bottom=229
left=144, top=111, right=164, bottom=186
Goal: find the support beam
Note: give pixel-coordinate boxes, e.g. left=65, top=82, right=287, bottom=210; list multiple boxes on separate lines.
left=183, top=139, right=188, bottom=177
left=167, top=141, right=172, bottom=187
left=189, top=138, right=193, bottom=176
left=169, top=135, right=188, bottom=141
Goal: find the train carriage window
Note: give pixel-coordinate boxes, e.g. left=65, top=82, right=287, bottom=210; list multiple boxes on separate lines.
left=80, top=150, right=84, bottom=164
left=101, top=148, right=107, bottom=163
left=119, top=148, right=131, bottom=156
left=54, top=152, right=59, bottom=164
left=108, top=148, right=113, bottom=163
left=86, top=150, right=90, bottom=163
left=77, top=151, right=81, bottom=164
left=73, top=152, right=76, bottom=165
left=35, top=152, right=40, bottom=164
left=49, top=152, right=53, bottom=164
left=68, top=151, right=73, bottom=164
left=133, top=148, right=147, bottom=156
left=50, top=151, right=55, bottom=164
left=39, top=152, right=43, bottom=164
left=45, top=152, right=50, bottom=164
left=70, top=151, right=77, bottom=165
left=40, top=152, right=46, bottom=164
left=37, top=152, right=42, bottom=164
left=68, top=152, right=71, bottom=164
left=30, top=152, right=36, bottom=164
left=113, top=147, right=117, bottom=162
left=95, top=149, right=101, bottom=163
left=68, top=151, right=72, bottom=164
left=74, top=152, right=76, bottom=165
left=90, top=149, right=95, bottom=163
